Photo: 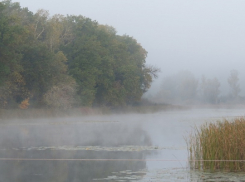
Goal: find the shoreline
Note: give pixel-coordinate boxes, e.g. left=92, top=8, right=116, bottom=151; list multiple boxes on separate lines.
left=1, top=104, right=244, bottom=121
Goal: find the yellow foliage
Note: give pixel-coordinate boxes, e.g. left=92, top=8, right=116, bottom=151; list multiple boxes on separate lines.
left=19, top=98, right=30, bottom=109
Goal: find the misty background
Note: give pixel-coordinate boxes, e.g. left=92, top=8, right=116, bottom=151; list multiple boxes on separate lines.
left=1, top=1, right=245, bottom=180
left=15, top=0, right=245, bottom=101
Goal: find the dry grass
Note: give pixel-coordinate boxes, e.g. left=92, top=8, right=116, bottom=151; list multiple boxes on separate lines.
left=188, top=117, right=245, bottom=172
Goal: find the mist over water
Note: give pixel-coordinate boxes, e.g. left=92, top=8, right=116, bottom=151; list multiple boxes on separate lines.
left=1, top=108, right=245, bottom=181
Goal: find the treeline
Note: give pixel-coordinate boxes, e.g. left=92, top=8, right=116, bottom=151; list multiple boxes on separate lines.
left=154, top=70, right=242, bottom=105
left=0, top=0, right=159, bottom=109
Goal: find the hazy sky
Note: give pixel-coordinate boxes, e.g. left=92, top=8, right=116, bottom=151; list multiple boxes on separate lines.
left=13, top=0, right=245, bottom=94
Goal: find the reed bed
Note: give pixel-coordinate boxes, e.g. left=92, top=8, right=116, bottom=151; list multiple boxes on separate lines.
left=188, top=117, right=245, bottom=172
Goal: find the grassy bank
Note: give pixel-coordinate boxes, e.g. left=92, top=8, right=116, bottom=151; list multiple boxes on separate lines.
left=188, top=118, right=245, bottom=172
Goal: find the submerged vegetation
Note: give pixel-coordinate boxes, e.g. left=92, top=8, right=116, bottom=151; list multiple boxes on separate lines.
left=0, top=0, right=159, bottom=110
left=188, top=118, right=245, bottom=172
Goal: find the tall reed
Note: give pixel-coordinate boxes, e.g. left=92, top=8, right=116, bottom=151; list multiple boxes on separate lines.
left=188, top=118, right=245, bottom=172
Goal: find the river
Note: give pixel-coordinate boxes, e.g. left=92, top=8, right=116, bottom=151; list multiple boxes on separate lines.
left=0, top=108, right=245, bottom=181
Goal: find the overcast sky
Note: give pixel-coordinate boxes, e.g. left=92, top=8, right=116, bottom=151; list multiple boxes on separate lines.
left=13, top=0, right=245, bottom=94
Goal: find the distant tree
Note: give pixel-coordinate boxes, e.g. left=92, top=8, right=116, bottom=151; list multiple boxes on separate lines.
left=200, top=76, right=220, bottom=104
left=157, top=76, right=177, bottom=103
left=157, top=71, right=198, bottom=104
left=227, top=70, right=240, bottom=99
left=177, top=71, right=198, bottom=101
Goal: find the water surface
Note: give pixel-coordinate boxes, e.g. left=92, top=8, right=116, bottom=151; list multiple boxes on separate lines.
left=1, top=108, right=245, bottom=181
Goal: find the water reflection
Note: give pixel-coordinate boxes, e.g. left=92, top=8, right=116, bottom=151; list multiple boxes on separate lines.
left=0, top=151, right=149, bottom=181
left=0, top=122, right=152, bottom=181
left=0, top=122, right=152, bottom=147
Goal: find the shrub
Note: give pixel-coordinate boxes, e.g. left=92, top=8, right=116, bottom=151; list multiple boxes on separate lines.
left=19, top=98, right=30, bottom=109
left=43, top=83, right=76, bottom=110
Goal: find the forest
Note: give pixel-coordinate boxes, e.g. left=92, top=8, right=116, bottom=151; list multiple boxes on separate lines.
left=0, top=0, right=159, bottom=109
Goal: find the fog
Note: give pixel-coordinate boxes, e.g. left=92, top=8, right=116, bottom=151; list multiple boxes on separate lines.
left=16, top=0, right=245, bottom=97
left=3, top=0, right=245, bottom=180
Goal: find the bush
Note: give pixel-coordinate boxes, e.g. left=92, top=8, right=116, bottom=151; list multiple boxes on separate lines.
left=43, top=83, right=76, bottom=110
left=19, top=98, right=30, bottom=109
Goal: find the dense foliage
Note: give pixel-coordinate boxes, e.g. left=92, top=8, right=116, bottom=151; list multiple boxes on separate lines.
left=0, top=0, right=159, bottom=109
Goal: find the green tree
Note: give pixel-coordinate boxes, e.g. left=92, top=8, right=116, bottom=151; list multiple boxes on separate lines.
left=0, top=1, right=158, bottom=108
left=62, top=16, right=105, bottom=106
left=62, top=16, right=159, bottom=106
left=21, top=45, right=74, bottom=106
left=0, top=1, right=29, bottom=107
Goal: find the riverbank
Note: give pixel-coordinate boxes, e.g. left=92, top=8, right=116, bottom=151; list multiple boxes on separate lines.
left=0, top=104, right=186, bottom=121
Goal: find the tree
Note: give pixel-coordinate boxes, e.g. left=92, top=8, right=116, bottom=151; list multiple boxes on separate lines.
left=156, top=71, right=198, bottom=104
left=62, top=16, right=159, bottom=107
left=200, top=76, right=220, bottom=104
left=0, top=1, right=29, bottom=108
left=21, top=45, right=74, bottom=106
left=62, top=16, right=102, bottom=106
left=177, top=71, right=198, bottom=101
left=228, top=70, right=240, bottom=99
left=0, top=1, right=158, bottom=108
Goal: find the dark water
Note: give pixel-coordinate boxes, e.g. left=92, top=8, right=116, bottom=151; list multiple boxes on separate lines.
left=1, top=108, right=245, bottom=181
